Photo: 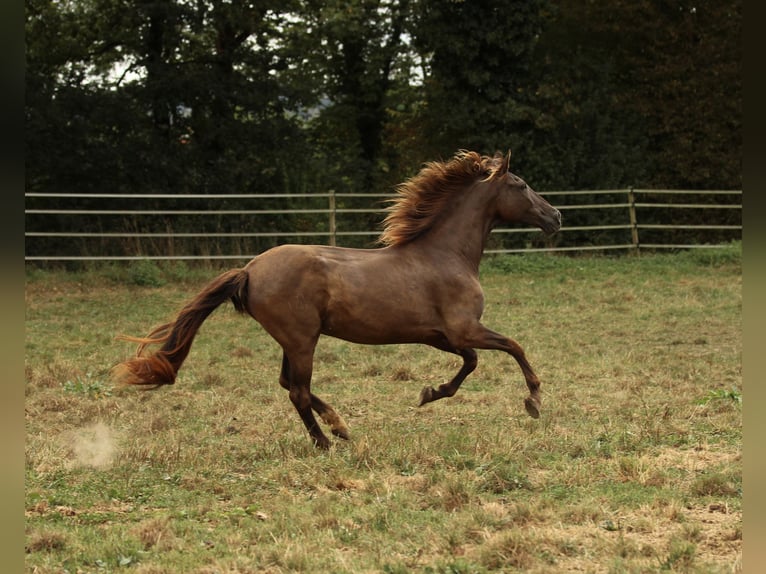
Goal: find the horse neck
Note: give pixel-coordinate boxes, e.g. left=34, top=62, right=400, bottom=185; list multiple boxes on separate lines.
left=415, top=187, right=497, bottom=270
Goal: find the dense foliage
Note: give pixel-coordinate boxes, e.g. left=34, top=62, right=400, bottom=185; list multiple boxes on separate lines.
left=25, top=0, right=741, bottom=256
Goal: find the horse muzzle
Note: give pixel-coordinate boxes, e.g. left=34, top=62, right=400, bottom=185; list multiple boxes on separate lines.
left=540, top=208, right=562, bottom=235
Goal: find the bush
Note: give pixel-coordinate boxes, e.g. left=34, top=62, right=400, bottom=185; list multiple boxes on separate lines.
left=127, top=259, right=165, bottom=287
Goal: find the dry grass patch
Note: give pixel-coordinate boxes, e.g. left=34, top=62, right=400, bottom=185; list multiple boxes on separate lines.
left=25, top=251, right=741, bottom=573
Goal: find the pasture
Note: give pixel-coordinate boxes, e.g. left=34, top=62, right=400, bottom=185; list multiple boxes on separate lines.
left=25, top=248, right=741, bottom=573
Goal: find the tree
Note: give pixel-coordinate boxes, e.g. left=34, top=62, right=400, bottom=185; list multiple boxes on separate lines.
left=281, top=0, right=414, bottom=196
left=26, top=0, right=313, bottom=196
left=411, top=0, right=549, bottom=160
left=625, top=0, right=742, bottom=189
left=518, top=0, right=653, bottom=190
left=526, top=0, right=741, bottom=190
left=25, top=0, right=313, bottom=257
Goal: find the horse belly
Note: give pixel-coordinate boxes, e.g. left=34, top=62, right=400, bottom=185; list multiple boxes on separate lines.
left=321, top=282, right=439, bottom=345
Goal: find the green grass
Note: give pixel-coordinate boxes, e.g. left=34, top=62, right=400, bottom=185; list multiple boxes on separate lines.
left=25, top=247, right=742, bottom=573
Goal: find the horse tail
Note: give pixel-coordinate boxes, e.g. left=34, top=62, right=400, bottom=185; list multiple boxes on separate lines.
left=113, top=268, right=250, bottom=388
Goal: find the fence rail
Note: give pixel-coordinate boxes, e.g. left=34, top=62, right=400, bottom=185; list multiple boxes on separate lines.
left=24, top=189, right=742, bottom=261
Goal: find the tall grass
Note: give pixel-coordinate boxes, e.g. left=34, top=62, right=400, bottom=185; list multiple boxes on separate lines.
left=25, top=249, right=741, bottom=573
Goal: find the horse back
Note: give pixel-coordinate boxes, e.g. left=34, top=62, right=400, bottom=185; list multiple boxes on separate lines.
left=243, top=244, right=483, bottom=346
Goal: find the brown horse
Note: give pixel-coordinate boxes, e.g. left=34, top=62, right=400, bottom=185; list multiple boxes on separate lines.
left=113, top=150, right=561, bottom=448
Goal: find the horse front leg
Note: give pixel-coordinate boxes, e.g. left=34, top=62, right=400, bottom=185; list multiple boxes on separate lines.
left=466, top=325, right=542, bottom=418
left=431, top=324, right=542, bottom=418
left=279, top=354, right=350, bottom=441
left=418, top=348, right=478, bottom=406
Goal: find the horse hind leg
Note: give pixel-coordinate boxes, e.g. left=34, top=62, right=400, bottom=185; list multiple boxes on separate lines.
left=310, top=394, right=350, bottom=440
left=289, top=367, right=331, bottom=448
left=419, top=348, right=478, bottom=406
left=279, top=354, right=350, bottom=441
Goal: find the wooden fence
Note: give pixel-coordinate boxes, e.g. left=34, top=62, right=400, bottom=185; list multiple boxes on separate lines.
left=24, top=189, right=742, bottom=262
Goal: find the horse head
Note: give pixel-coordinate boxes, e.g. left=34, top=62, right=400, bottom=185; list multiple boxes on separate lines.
left=488, top=150, right=561, bottom=235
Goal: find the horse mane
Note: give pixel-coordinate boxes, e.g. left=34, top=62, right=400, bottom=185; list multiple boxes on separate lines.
left=379, top=150, right=506, bottom=246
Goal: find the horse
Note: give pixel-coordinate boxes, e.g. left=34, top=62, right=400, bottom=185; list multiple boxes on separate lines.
left=113, top=150, right=562, bottom=449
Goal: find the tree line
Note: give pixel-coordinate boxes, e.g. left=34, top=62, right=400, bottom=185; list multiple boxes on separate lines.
left=25, top=0, right=742, bottom=257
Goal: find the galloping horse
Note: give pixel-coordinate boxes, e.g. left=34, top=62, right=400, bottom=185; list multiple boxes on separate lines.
left=113, top=150, right=562, bottom=448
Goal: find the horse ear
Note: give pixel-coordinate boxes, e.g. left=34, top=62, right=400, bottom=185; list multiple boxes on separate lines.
left=502, top=150, right=512, bottom=173
left=493, top=150, right=511, bottom=179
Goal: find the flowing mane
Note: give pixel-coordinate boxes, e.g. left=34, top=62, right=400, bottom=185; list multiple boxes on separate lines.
left=379, top=150, right=505, bottom=246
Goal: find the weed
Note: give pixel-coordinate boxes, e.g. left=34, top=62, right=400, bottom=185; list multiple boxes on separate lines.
left=426, top=558, right=488, bottom=573
left=478, top=530, right=535, bottom=570
left=61, top=372, right=111, bottom=397
left=660, top=539, right=697, bottom=571
left=475, top=459, right=531, bottom=493
left=697, top=387, right=742, bottom=406
left=383, top=563, right=411, bottom=574
left=691, top=470, right=740, bottom=497
left=684, top=240, right=741, bottom=267
left=25, top=531, right=67, bottom=553
left=127, top=259, right=165, bottom=286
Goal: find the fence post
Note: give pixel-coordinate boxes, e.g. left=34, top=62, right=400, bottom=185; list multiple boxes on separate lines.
left=328, top=189, right=337, bottom=246
left=628, top=187, right=639, bottom=254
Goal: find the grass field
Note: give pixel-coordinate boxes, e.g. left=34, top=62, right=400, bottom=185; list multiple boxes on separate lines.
left=25, top=246, right=742, bottom=573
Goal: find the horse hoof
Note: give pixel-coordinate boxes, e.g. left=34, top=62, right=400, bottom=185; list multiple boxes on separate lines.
left=524, top=396, right=540, bottom=419
left=313, top=437, right=332, bottom=450
left=418, top=386, right=434, bottom=406
left=332, top=427, right=350, bottom=440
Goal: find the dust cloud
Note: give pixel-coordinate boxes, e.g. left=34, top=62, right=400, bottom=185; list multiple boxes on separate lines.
left=67, top=422, right=117, bottom=469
